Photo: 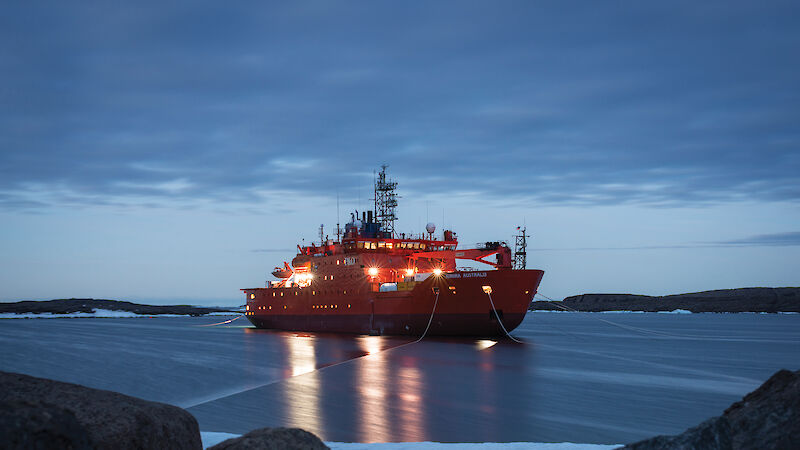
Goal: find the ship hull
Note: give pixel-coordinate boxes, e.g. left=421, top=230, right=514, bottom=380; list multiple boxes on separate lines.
left=244, top=269, right=543, bottom=337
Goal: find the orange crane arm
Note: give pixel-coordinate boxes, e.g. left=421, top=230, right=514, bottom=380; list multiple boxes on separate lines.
left=409, top=248, right=509, bottom=268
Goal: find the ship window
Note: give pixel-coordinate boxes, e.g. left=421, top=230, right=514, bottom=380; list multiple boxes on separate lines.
left=371, top=242, right=377, bottom=249
left=272, top=292, right=276, bottom=297
left=337, top=260, right=340, bottom=265
left=420, top=244, right=427, bottom=250
left=378, top=242, right=385, bottom=248
left=250, top=293, right=255, bottom=299
left=386, top=242, right=393, bottom=249
left=330, top=275, right=334, bottom=280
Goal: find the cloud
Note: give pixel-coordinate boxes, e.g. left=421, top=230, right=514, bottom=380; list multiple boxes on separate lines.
left=717, top=232, right=800, bottom=247
left=534, top=231, right=800, bottom=250
left=1, top=1, right=798, bottom=211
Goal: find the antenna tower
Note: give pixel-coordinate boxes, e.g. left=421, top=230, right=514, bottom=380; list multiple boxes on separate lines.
left=374, top=165, right=399, bottom=237
left=513, top=226, right=529, bottom=270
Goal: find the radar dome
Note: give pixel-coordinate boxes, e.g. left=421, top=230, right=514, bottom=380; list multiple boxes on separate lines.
left=425, top=222, right=436, bottom=234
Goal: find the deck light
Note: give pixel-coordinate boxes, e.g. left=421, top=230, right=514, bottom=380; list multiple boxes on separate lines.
left=405, top=268, right=414, bottom=276
left=368, top=267, right=379, bottom=276
left=433, top=268, right=443, bottom=276
left=482, top=285, right=493, bottom=294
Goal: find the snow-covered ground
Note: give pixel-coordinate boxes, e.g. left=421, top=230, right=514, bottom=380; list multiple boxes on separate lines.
left=0, top=309, right=241, bottom=319
left=199, top=432, right=621, bottom=449
left=531, top=309, right=690, bottom=314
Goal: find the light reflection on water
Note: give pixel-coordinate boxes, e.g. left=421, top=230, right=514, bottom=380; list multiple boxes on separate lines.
left=357, top=336, right=390, bottom=442
left=284, top=334, right=320, bottom=432
left=229, top=329, right=525, bottom=442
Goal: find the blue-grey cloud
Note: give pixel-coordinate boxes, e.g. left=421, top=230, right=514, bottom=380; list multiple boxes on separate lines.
left=533, top=231, right=800, bottom=250
left=1, top=1, right=798, bottom=211
left=717, top=231, right=800, bottom=247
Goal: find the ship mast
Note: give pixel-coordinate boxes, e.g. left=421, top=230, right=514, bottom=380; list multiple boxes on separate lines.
left=513, top=226, right=529, bottom=270
left=374, top=165, right=399, bottom=238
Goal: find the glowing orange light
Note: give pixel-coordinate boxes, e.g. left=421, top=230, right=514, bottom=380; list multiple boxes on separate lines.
left=405, top=269, right=414, bottom=276
left=368, top=267, right=379, bottom=276
left=433, top=268, right=443, bottom=276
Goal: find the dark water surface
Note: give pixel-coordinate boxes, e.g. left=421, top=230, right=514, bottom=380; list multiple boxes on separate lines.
left=1, top=312, right=798, bottom=444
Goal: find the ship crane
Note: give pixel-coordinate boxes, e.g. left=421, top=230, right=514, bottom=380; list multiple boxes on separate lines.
left=408, top=243, right=513, bottom=269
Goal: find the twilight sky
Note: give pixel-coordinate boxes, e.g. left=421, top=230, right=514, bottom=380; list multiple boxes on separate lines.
left=1, top=1, right=798, bottom=305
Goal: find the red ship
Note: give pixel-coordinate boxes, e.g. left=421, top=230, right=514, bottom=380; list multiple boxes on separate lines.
left=242, top=167, right=544, bottom=336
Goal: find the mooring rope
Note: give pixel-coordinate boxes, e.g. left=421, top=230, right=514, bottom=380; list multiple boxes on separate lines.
left=196, top=314, right=244, bottom=327
left=533, top=293, right=710, bottom=339
left=486, top=291, right=523, bottom=343
left=412, top=290, right=440, bottom=343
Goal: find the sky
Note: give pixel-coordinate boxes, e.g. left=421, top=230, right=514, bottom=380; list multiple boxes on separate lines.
left=1, top=1, right=798, bottom=305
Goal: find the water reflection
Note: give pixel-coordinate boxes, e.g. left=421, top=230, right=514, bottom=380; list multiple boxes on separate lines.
left=233, top=330, right=528, bottom=443
left=397, top=364, right=424, bottom=441
left=283, top=334, right=321, bottom=433
left=356, top=336, right=390, bottom=442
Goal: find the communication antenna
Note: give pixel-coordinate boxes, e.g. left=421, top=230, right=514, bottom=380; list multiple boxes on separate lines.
left=374, top=164, right=399, bottom=237
left=336, top=192, right=341, bottom=242
left=513, top=226, right=529, bottom=270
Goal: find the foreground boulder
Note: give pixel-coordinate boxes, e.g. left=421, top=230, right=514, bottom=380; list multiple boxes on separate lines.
left=0, top=371, right=202, bottom=450
left=209, top=427, right=329, bottom=450
left=623, top=369, right=799, bottom=449
left=0, top=398, right=93, bottom=449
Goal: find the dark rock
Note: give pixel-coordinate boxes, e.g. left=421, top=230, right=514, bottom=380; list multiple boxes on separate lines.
left=623, top=416, right=732, bottom=450
left=724, top=369, right=800, bottom=449
left=622, top=369, right=800, bottom=449
left=209, top=427, right=329, bottom=450
left=0, top=398, right=93, bottom=450
left=0, top=298, right=237, bottom=316
left=530, top=287, right=800, bottom=313
left=0, top=371, right=202, bottom=450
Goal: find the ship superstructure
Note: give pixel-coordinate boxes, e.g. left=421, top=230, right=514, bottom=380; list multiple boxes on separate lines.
left=243, top=167, right=544, bottom=336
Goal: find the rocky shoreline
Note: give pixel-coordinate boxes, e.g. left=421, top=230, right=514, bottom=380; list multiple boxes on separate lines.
left=530, top=287, right=800, bottom=313
left=2, top=369, right=797, bottom=449
left=0, top=298, right=238, bottom=317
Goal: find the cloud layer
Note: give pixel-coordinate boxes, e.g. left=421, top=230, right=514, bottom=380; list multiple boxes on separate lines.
left=1, top=1, right=798, bottom=211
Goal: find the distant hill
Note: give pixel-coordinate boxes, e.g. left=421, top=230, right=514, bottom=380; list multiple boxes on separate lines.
left=0, top=298, right=238, bottom=316
left=530, top=287, right=800, bottom=313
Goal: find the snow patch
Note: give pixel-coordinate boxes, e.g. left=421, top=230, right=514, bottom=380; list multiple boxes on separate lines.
left=327, top=443, right=622, bottom=450
left=0, top=309, right=229, bottom=319
left=199, top=432, right=621, bottom=450
left=658, top=309, right=693, bottom=314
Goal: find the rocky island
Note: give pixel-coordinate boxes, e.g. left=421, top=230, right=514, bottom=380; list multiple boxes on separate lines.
left=530, top=287, right=800, bottom=313
left=0, top=298, right=238, bottom=317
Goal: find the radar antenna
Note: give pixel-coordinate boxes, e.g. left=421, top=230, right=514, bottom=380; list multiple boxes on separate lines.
left=374, top=165, right=399, bottom=237
left=513, top=226, right=529, bottom=270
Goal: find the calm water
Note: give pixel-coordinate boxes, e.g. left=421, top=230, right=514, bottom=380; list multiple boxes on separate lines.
left=1, top=312, right=798, bottom=444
